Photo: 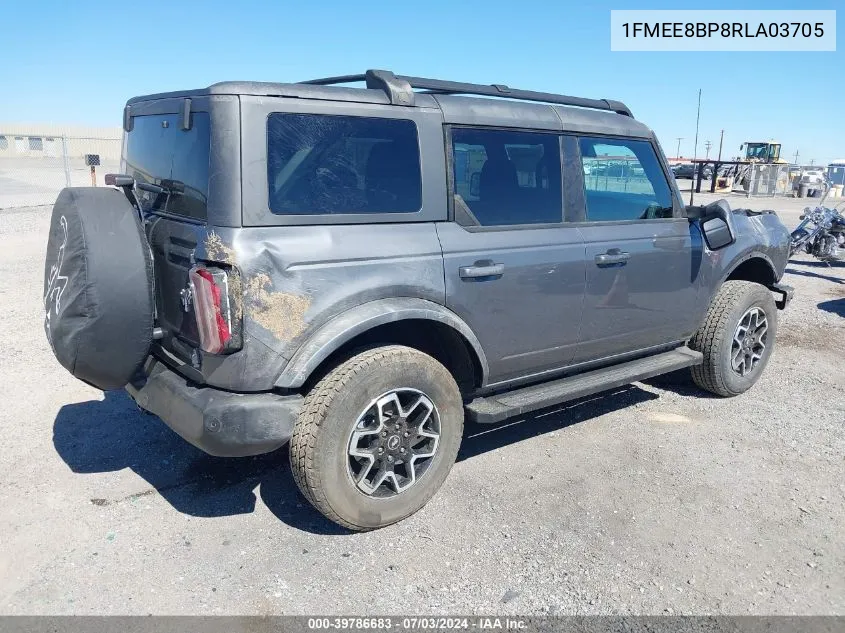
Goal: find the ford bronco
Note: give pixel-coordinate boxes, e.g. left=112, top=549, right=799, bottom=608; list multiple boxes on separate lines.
left=43, top=70, right=793, bottom=530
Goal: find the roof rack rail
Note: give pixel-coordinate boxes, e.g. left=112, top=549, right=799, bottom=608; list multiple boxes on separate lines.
left=299, top=69, right=633, bottom=117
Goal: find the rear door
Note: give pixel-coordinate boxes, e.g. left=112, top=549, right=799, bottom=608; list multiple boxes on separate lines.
left=437, top=127, right=586, bottom=386
left=123, top=105, right=214, bottom=360
left=572, top=135, right=701, bottom=363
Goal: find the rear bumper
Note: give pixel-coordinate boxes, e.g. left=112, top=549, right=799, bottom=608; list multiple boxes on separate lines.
left=126, top=358, right=302, bottom=457
left=769, top=282, right=794, bottom=310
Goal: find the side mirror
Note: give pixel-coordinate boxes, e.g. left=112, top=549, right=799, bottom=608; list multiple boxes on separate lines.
left=686, top=199, right=736, bottom=250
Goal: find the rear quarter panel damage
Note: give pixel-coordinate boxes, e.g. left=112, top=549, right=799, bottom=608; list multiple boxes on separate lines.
left=195, top=223, right=446, bottom=391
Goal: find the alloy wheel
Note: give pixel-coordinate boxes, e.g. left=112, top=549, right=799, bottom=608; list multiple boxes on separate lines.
left=731, top=307, right=768, bottom=377
left=347, top=389, right=441, bottom=498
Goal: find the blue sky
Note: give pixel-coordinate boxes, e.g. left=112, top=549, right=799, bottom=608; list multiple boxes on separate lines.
left=2, top=0, right=841, bottom=164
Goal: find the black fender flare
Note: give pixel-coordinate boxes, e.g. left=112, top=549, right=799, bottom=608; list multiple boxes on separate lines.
left=720, top=250, right=793, bottom=309
left=273, top=298, right=490, bottom=390
left=718, top=250, right=779, bottom=287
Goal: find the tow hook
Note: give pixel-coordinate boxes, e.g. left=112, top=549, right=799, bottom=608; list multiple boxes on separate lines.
left=768, top=282, right=794, bottom=309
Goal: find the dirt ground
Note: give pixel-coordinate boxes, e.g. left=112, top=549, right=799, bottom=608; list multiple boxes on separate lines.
left=0, top=195, right=842, bottom=615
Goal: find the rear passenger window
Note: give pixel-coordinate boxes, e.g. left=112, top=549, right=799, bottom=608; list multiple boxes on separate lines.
left=267, top=114, right=421, bottom=215
left=579, top=137, right=673, bottom=221
left=451, top=128, right=562, bottom=226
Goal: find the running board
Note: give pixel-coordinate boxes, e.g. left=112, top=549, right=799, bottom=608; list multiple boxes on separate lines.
left=465, top=347, right=703, bottom=424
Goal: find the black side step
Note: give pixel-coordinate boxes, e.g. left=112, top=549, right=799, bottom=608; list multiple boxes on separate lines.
left=465, top=347, right=703, bottom=424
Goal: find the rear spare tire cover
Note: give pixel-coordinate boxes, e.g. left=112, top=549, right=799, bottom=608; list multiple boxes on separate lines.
left=43, top=187, right=154, bottom=390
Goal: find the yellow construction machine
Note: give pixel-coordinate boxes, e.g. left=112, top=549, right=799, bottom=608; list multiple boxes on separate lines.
left=710, top=140, right=789, bottom=193
left=739, top=141, right=787, bottom=164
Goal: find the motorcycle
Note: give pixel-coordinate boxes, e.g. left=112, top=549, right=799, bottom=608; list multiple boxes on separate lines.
left=789, top=184, right=845, bottom=262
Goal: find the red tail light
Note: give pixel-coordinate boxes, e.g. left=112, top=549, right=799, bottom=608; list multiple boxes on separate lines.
left=189, top=266, right=233, bottom=354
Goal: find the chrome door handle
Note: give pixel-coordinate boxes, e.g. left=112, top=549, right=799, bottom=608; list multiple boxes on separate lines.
left=459, top=263, right=505, bottom=279
left=594, top=250, right=630, bottom=266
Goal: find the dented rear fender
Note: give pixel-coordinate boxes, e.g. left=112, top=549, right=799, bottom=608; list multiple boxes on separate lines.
left=192, top=223, right=447, bottom=391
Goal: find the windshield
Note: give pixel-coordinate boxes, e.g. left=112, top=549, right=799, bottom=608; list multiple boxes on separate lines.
left=746, top=144, right=769, bottom=159
left=124, top=113, right=210, bottom=220
left=746, top=143, right=780, bottom=161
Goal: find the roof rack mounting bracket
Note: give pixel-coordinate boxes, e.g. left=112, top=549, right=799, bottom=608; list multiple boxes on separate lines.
left=603, top=99, right=633, bottom=118
left=297, top=69, right=633, bottom=117
left=365, top=69, right=414, bottom=106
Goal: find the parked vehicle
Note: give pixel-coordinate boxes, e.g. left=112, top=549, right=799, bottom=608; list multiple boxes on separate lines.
left=794, top=168, right=827, bottom=197
left=43, top=70, right=793, bottom=530
left=740, top=141, right=785, bottom=164
left=672, top=163, right=713, bottom=180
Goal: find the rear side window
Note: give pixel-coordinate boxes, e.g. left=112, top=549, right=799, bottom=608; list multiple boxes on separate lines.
left=124, top=112, right=210, bottom=220
left=579, top=137, right=673, bottom=221
left=267, top=114, right=421, bottom=215
left=451, top=128, right=562, bottom=226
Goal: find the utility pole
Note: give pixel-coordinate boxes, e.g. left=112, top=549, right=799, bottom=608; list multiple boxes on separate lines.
left=717, top=129, right=724, bottom=161
left=793, top=149, right=799, bottom=165
left=690, top=89, right=702, bottom=206
left=675, top=137, right=684, bottom=160
left=705, top=140, right=712, bottom=159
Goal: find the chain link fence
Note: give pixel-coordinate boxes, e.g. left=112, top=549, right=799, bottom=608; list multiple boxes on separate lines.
left=691, top=162, right=799, bottom=198
left=745, top=163, right=791, bottom=196
left=0, top=134, right=121, bottom=209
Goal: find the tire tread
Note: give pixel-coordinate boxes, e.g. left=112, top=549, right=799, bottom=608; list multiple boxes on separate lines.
left=690, top=280, right=772, bottom=397
left=289, top=345, right=456, bottom=531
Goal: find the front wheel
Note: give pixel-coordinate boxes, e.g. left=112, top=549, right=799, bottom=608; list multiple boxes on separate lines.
left=289, top=345, right=464, bottom=531
left=689, top=280, right=778, bottom=397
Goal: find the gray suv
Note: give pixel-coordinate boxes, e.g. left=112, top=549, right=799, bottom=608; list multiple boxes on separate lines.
left=43, top=70, right=793, bottom=530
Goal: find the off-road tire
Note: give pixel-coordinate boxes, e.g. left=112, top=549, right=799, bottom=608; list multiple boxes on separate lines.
left=690, top=280, right=777, bottom=397
left=289, top=345, right=464, bottom=531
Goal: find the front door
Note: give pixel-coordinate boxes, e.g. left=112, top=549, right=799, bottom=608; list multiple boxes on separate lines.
left=572, top=135, right=702, bottom=363
left=438, top=127, right=586, bottom=386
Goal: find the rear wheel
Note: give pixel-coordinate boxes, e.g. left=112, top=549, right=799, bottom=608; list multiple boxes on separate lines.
left=690, top=280, right=778, bottom=397
left=289, top=345, right=464, bottom=530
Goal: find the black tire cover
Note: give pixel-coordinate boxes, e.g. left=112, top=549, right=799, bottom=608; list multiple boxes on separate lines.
left=43, top=187, right=154, bottom=390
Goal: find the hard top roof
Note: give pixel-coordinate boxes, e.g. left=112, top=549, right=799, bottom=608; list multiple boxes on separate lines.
left=125, top=69, right=653, bottom=138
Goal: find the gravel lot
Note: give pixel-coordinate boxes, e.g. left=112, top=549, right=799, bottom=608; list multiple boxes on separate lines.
left=0, top=158, right=120, bottom=209
left=0, top=196, right=843, bottom=615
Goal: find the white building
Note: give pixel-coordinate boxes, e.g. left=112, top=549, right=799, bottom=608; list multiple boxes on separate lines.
left=0, top=123, right=123, bottom=160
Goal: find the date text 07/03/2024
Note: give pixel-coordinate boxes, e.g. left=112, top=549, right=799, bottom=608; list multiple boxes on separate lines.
left=307, top=617, right=528, bottom=630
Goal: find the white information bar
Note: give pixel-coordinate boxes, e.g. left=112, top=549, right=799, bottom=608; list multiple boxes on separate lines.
left=611, top=10, right=836, bottom=51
